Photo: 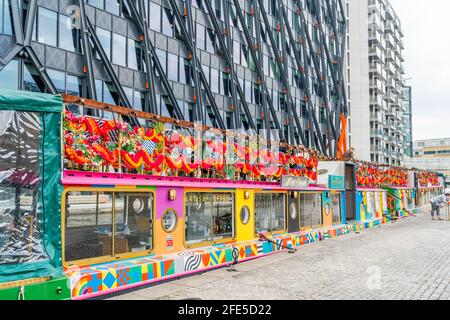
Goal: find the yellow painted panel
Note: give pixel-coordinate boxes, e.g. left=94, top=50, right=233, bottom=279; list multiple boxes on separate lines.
left=153, top=218, right=184, bottom=255
left=379, top=192, right=384, bottom=218
left=235, top=189, right=255, bottom=242
left=322, top=194, right=333, bottom=228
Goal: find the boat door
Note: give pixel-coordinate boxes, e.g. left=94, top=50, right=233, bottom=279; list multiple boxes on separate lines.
left=345, top=163, right=356, bottom=221
left=288, top=192, right=300, bottom=233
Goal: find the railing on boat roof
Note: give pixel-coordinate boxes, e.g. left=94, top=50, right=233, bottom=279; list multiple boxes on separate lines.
left=61, top=94, right=320, bottom=183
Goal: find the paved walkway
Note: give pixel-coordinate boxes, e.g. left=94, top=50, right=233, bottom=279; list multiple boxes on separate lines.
left=109, top=213, right=450, bottom=300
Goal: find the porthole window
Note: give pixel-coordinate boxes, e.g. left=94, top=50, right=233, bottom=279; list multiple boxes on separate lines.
left=240, top=206, right=250, bottom=225
left=132, top=198, right=145, bottom=214
left=162, top=209, right=178, bottom=233
left=290, top=202, right=297, bottom=220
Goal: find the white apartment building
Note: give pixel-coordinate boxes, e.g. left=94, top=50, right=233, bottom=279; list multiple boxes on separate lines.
left=348, top=0, right=406, bottom=165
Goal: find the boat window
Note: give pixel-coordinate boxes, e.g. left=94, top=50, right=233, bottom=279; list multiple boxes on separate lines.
left=254, top=193, right=286, bottom=234
left=185, top=193, right=234, bottom=245
left=114, top=193, right=153, bottom=255
left=64, top=191, right=153, bottom=264
left=300, top=193, right=322, bottom=229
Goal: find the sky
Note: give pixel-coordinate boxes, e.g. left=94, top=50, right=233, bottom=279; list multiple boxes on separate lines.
left=389, top=0, right=450, bottom=141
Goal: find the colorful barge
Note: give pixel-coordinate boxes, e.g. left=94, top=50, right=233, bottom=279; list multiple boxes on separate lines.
left=0, top=90, right=444, bottom=300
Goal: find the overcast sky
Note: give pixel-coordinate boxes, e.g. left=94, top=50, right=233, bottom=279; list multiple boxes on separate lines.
left=389, top=0, right=450, bottom=141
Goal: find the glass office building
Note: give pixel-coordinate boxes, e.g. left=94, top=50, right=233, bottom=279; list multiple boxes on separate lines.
left=0, top=0, right=348, bottom=156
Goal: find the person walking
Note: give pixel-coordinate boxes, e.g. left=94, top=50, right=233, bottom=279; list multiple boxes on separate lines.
left=430, top=192, right=450, bottom=220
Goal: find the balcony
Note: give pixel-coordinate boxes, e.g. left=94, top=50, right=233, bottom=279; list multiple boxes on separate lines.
left=369, top=95, right=383, bottom=107
left=371, top=145, right=383, bottom=153
left=369, top=47, right=384, bottom=62
left=369, top=63, right=383, bottom=79
left=369, top=79, right=383, bottom=92
left=370, top=128, right=384, bottom=139
left=370, top=112, right=383, bottom=123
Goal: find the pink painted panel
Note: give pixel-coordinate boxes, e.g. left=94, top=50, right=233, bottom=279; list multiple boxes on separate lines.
left=61, top=170, right=329, bottom=191
left=155, top=187, right=184, bottom=219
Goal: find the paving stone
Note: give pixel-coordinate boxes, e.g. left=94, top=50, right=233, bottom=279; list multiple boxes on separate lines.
left=109, top=214, right=450, bottom=300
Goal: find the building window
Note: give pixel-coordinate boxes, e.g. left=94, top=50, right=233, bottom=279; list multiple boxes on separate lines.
left=210, top=68, right=219, bottom=94
left=88, top=0, right=104, bottom=10
left=222, top=72, right=230, bottom=96
left=24, top=64, right=44, bottom=92
left=149, top=2, right=161, bottom=32
left=185, top=193, right=234, bottom=246
left=155, top=49, right=167, bottom=74
left=162, top=8, right=174, bottom=37
left=0, top=0, right=13, bottom=35
left=112, top=33, right=127, bottom=66
left=196, top=23, right=205, bottom=50
left=206, top=28, right=215, bottom=54
left=64, top=191, right=154, bottom=264
left=37, top=7, right=57, bottom=46
left=300, top=193, right=322, bottom=229
left=66, top=74, right=82, bottom=96
left=167, top=53, right=179, bottom=81
left=128, top=38, right=143, bottom=71
left=105, top=0, right=120, bottom=16
left=255, top=193, right=286, bottom=234
left=47, top=68, right=66, bottom=93
left=233, top=41, right=240, bottom=64
left=96, top=27, right=112, bottom=59
left=59, top=13, right=81, bottom=53
left=0, top=59, right=18, bottom=90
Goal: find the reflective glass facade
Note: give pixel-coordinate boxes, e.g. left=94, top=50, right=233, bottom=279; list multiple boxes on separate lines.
left=0, top=0, right=348, bottom=156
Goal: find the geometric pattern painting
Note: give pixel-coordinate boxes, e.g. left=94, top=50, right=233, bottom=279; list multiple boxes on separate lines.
left=66, top=218, right=388, bottom=300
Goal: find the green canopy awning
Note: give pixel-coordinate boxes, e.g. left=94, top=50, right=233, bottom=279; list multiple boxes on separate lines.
left=0, top=89, right=62, bottom=113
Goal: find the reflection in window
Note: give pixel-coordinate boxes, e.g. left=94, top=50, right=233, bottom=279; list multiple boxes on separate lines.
left=37, top=7, right=57, bottom=46
left=161, top=8, right=174, bottom=37
left=88, top=0, right=104, bottom=9
left=255, top=193, right=286, bottom=234
left=128, top=38, right=143, bottom=71
left=180, top=58, right=192, bottom=85
left=59, top=13, right=81, bottom=53
left=206, top=28, right=215, bottom=54
left=123, top=86, right=134, bottom=108
left=331, top=193, right=341, bottom=225
left=222, top=72, right=230, bottom=96
left=96, top=27, right=111, bottom=59
left=149, top=2, right=161, bottom=32
left=0, top=60, right=18, bottom=90
left=112, top=33, right=126, bottom=66
left=24, top=64, right=45, bottom=93
left=167, top=53, right=178, bottom=81
left=0, top=0, right=13, bottom=35
left=47, top=69, right=66, bottom=93
left=113, top=193, right=153, bottom=255
left=185, top=193, right=234, bottom=245
left=300, top=193, right=322, bottom=229
left=155, top=49, right=166, bottom=74
left=133, top=90, right=144, bottom=113
left=196, top=23, right=205, bottom=50
left=105, top=0, right=120, bottom=16
left=210, top=68, right=219, bottom=94
left=65, top=191, right=113, bottom=262
left=66, top=75, right=82, bottom=96
left=65, top=191, right=154, bottom=263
